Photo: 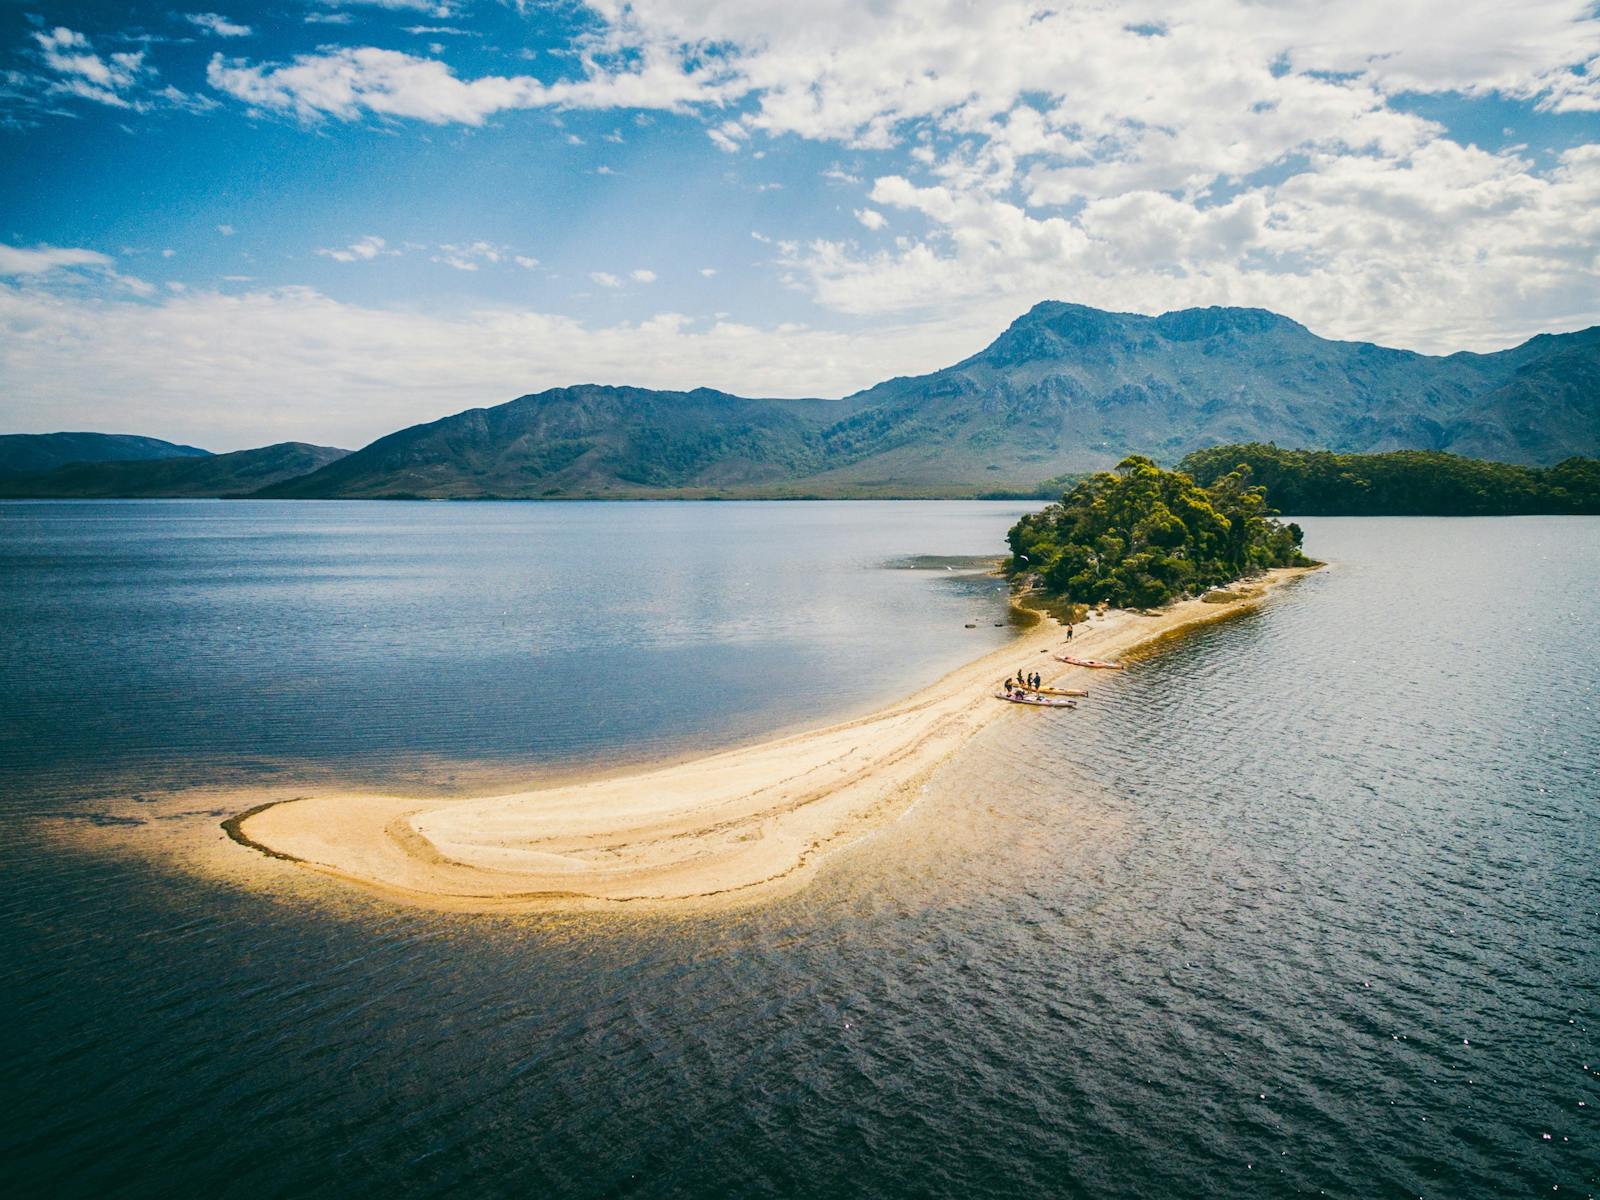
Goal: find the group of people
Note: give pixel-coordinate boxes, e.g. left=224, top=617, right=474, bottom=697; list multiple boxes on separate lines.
left=1003, top=670, right=1044, bottom=697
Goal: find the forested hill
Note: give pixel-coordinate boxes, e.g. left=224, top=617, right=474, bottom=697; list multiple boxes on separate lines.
left=1179, top=444, right=1600, bottom=516
left=0, top=432, right=210, bottom=477
left=255, top=303, right=1600, bottom=500
left=0, top=443, right=350, bottom=499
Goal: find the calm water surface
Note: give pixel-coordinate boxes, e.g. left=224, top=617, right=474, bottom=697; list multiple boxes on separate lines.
left=1, top=504, right=1595, bottom=1199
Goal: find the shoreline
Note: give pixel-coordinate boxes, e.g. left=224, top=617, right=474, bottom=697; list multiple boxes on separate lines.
left=226, top=566, right=1316, bottom=913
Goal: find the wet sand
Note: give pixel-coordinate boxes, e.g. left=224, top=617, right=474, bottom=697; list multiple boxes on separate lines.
left=229, top=568, right=1313, bottom=912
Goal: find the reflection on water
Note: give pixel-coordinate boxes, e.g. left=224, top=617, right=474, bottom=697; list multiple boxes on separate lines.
left=0, top=500, right=1030, bottom=800
left=2, top=508, right=1596, bottom=1198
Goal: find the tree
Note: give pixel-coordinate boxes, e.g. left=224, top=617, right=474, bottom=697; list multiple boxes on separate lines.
left=1008, top=455, right=1309, bottom=608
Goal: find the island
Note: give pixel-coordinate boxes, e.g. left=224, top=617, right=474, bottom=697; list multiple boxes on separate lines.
left=1006, top=455, right=1312, bottom=611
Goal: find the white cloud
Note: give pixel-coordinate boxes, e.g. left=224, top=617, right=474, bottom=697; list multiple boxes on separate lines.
left=318, top=234, right=392, bottom=262
left=216, top=224, right=235, bottom=236
left=0, top=243, right=113, bottom=276
left=589, top=271, right=622, bottom=287
left=419, top=0, right=1589, bottom=353
left=186, top=13, right=253, bottom=38
left=776, top=142, right=1600, bottom=353
left=570, top=0, right=1599, bottom=152
left=31, top=27, right=148, bottom=109
left=433, top=241, right=504, bottom=270
left=630, top=268, right=657, bottom=283
left=311, top=0, right=455, bottom=13
left=699, top=267, right=718, bottom=277
left=514, top=255, right=540, bottom=269
left=0, top=281, right=987, bottom=449
left=0, top=242, right=154, bottom=299
left=204, top=38, right=733, bottom=126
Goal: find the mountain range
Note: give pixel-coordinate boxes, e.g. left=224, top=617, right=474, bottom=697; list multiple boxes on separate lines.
left=6, top=302, right=1597, bottom=500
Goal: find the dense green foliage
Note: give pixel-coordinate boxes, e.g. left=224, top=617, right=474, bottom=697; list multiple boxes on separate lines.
left=1179, top=444, right=1600, bottom=515
left=1007, top=455, right=1307, bottom=608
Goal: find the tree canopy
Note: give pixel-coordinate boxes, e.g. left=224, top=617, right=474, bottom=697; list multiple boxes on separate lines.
left=1007, top=455, right=1307, bottom=609
left=1178, top=444, right=1600, bottom=516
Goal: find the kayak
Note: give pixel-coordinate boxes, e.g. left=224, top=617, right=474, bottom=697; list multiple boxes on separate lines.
left=995, top=692, right=1076, bottom=708
left=1026, top=684, right=1088, bottom=697
left=1054, top=654, right=1124, bottom=669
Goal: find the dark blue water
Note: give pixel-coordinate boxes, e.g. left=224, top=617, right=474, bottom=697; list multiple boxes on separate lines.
left=2, top=506, right=1595, bottom=1198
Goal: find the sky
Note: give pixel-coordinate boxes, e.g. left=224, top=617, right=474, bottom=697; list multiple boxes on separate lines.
left=2, top=0, right=1598, bottom=451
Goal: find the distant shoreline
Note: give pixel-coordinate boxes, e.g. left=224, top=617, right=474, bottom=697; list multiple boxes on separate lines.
left=222, top=566, right=1318, bottom=914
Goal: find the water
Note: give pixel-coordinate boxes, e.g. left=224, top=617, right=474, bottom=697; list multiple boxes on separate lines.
left=0, top=500, right=1028, bottom=797
left=2, top=506, right=1596, bottom=1198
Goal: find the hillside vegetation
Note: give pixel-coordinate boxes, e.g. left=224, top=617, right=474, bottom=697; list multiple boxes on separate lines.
left=0, top=443, right=349, bottom=498
left=1180, top=444, right=1600, bottom=515
left=0, top=432, right=209, bottom=478
left=254, top=303, right=1600, bottom=500
left=1006, top=455, right=1309, bottom=609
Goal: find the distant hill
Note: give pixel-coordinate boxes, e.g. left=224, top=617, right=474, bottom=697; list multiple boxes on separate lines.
left=1179, top=443, right=1600, bottom=516
left=0, top=432, right=210, bottom=477
left=258, top=386, right=850, bottom=499
left=0, top=443, right=349, bottom=498
left=261, top=303, right=1600, bottom=500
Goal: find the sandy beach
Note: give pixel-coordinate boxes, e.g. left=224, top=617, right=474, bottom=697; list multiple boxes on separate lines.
left=228, top=567, right=1313, bottom=912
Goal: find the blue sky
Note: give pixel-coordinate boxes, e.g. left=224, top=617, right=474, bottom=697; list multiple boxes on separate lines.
left=2, top=0, right=1598, bottom=450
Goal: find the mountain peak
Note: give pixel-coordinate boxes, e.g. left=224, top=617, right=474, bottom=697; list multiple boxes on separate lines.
left=980, top=301, right=1311, bottom=367
left=1150, top=305, right=1307, bottom=342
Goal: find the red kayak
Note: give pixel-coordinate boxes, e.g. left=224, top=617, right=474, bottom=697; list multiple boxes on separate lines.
left=1054, top=654, right=1124, bottom=669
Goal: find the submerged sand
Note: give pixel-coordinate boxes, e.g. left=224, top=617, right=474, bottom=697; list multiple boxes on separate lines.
left=230, top=568, right=1313, bottom=912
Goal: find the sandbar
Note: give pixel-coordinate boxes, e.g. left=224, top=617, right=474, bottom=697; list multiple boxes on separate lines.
left=229, top=567, right=1313, bottom=912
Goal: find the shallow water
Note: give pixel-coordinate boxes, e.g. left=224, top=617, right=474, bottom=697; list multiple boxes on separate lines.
left=2, top=507, right=1596, bottom=1198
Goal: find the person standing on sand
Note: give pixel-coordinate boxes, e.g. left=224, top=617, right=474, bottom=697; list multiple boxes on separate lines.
left=1066, top=626, right=1074, bottom=641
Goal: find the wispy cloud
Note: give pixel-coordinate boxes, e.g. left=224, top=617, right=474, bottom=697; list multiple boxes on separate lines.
left=185, top=13, right=253, bottom=38
left=317, top=234, right=393, bottom=262
left=0, top=241, right=152, bottom=296
left=31, top=27, right=148, bottom=109
left=433, top=241, right=505, bottom=270
left=0, top=242, right=113, bottom=276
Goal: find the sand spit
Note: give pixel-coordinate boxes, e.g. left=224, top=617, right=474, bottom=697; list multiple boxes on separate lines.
left=230, top=568, right=1314, bottom=912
